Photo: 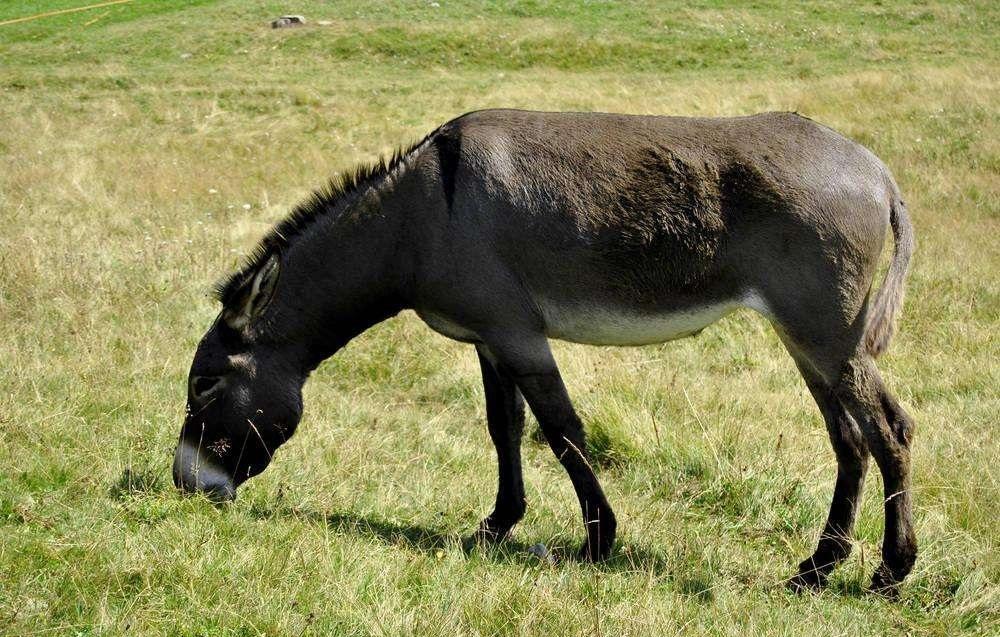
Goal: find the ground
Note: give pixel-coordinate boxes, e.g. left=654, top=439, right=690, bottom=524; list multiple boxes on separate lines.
left=0, top=1, right=997, bottom=635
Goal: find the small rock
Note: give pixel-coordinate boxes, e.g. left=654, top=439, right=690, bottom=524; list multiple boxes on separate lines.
left=179, top=52, right=192, bottom=59
left=526, top=543, right=556, bottom=566
left=316, top=20, right=333, bottom=26
left=271, top=15, right=305, bottom=29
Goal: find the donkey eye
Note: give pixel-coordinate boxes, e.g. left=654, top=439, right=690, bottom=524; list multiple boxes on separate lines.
left=190, top=375, right=224, bottom=401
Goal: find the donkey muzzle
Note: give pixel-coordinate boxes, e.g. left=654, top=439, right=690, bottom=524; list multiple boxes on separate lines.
left=173, top=440, right=236, bottom=503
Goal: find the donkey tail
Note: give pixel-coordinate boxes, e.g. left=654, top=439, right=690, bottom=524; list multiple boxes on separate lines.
left=865, top=188, right=915, bottom=358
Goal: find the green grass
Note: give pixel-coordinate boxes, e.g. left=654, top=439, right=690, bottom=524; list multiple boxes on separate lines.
left=1, top=1, right=998, bottom=635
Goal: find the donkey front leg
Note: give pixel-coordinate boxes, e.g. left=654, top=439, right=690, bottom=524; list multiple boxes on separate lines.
left=481, top=334, right=617, bottom=561
left=475, top=345, right=527, bottom=541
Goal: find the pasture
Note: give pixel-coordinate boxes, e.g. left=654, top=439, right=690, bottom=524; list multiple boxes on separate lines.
left=1, top=1, right=997, bottom=635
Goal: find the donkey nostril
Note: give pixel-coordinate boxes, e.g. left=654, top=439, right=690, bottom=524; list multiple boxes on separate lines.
left=191, top=375, right=223, bottom=401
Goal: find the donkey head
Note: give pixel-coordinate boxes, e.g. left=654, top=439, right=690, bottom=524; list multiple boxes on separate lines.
left=173, top=253, right=305, bottom=502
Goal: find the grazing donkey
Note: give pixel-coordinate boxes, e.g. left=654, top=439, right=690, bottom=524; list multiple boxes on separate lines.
left=174, top=110, right=916, bottom=594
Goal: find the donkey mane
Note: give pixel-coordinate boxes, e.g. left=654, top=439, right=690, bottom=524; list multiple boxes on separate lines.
left=212, top=131, right=438, bottom=307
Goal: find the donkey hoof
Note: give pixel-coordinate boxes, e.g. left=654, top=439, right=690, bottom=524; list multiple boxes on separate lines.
left=472, top=518, right=514, bottom=545
left=787, top=571, right=826, bottom=593
left=869, top=565, right=902, bottom=599
left=788, top=557, right=832, bottom=592
left=577, top=539, right=614, bottom=562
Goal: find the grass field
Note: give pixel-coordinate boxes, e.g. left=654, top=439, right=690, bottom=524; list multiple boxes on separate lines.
left=1, top=1, right=998, bottom=635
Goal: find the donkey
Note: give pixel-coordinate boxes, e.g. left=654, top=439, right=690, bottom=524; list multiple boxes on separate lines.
left=173, top=109, right=916, bottom=594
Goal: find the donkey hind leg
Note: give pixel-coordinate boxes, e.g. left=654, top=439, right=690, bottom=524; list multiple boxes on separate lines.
left=475, top=345, right=528, bottom=541
left=482, top=332, right=617, bottom=561
left=834, top=355, right=917, bottom=595
left=785, top=351, right=870, bottom=591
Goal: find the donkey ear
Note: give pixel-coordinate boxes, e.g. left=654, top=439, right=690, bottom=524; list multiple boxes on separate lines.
left=223, top=254, right=280, bottom=330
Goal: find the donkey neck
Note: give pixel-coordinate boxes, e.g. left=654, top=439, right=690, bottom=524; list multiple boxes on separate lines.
left=282, top=171, right=418, bottom=368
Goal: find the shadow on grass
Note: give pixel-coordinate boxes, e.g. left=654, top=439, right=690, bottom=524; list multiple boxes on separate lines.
left=109, top=466, right=165, bottom=500
left=117, top=476, right=894, bottom=602
left=249, top=506, right=911, bottom=603
left=249, top=504, right=673, bottom=575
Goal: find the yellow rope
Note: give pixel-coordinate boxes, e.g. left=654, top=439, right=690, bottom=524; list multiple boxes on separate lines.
left=0, top=0, right=134, bottom=27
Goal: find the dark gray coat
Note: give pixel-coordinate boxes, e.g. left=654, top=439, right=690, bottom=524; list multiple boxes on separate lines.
left=175, top=110, right=916, bottom=595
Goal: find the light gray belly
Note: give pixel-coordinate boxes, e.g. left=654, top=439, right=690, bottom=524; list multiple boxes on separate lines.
left=538, top=299, right=742, bottom=345
left=417, top=292, right=769, bottom=346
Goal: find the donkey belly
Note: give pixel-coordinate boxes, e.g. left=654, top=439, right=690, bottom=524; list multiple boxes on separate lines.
left=539, top=298, right=743, bottom=346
